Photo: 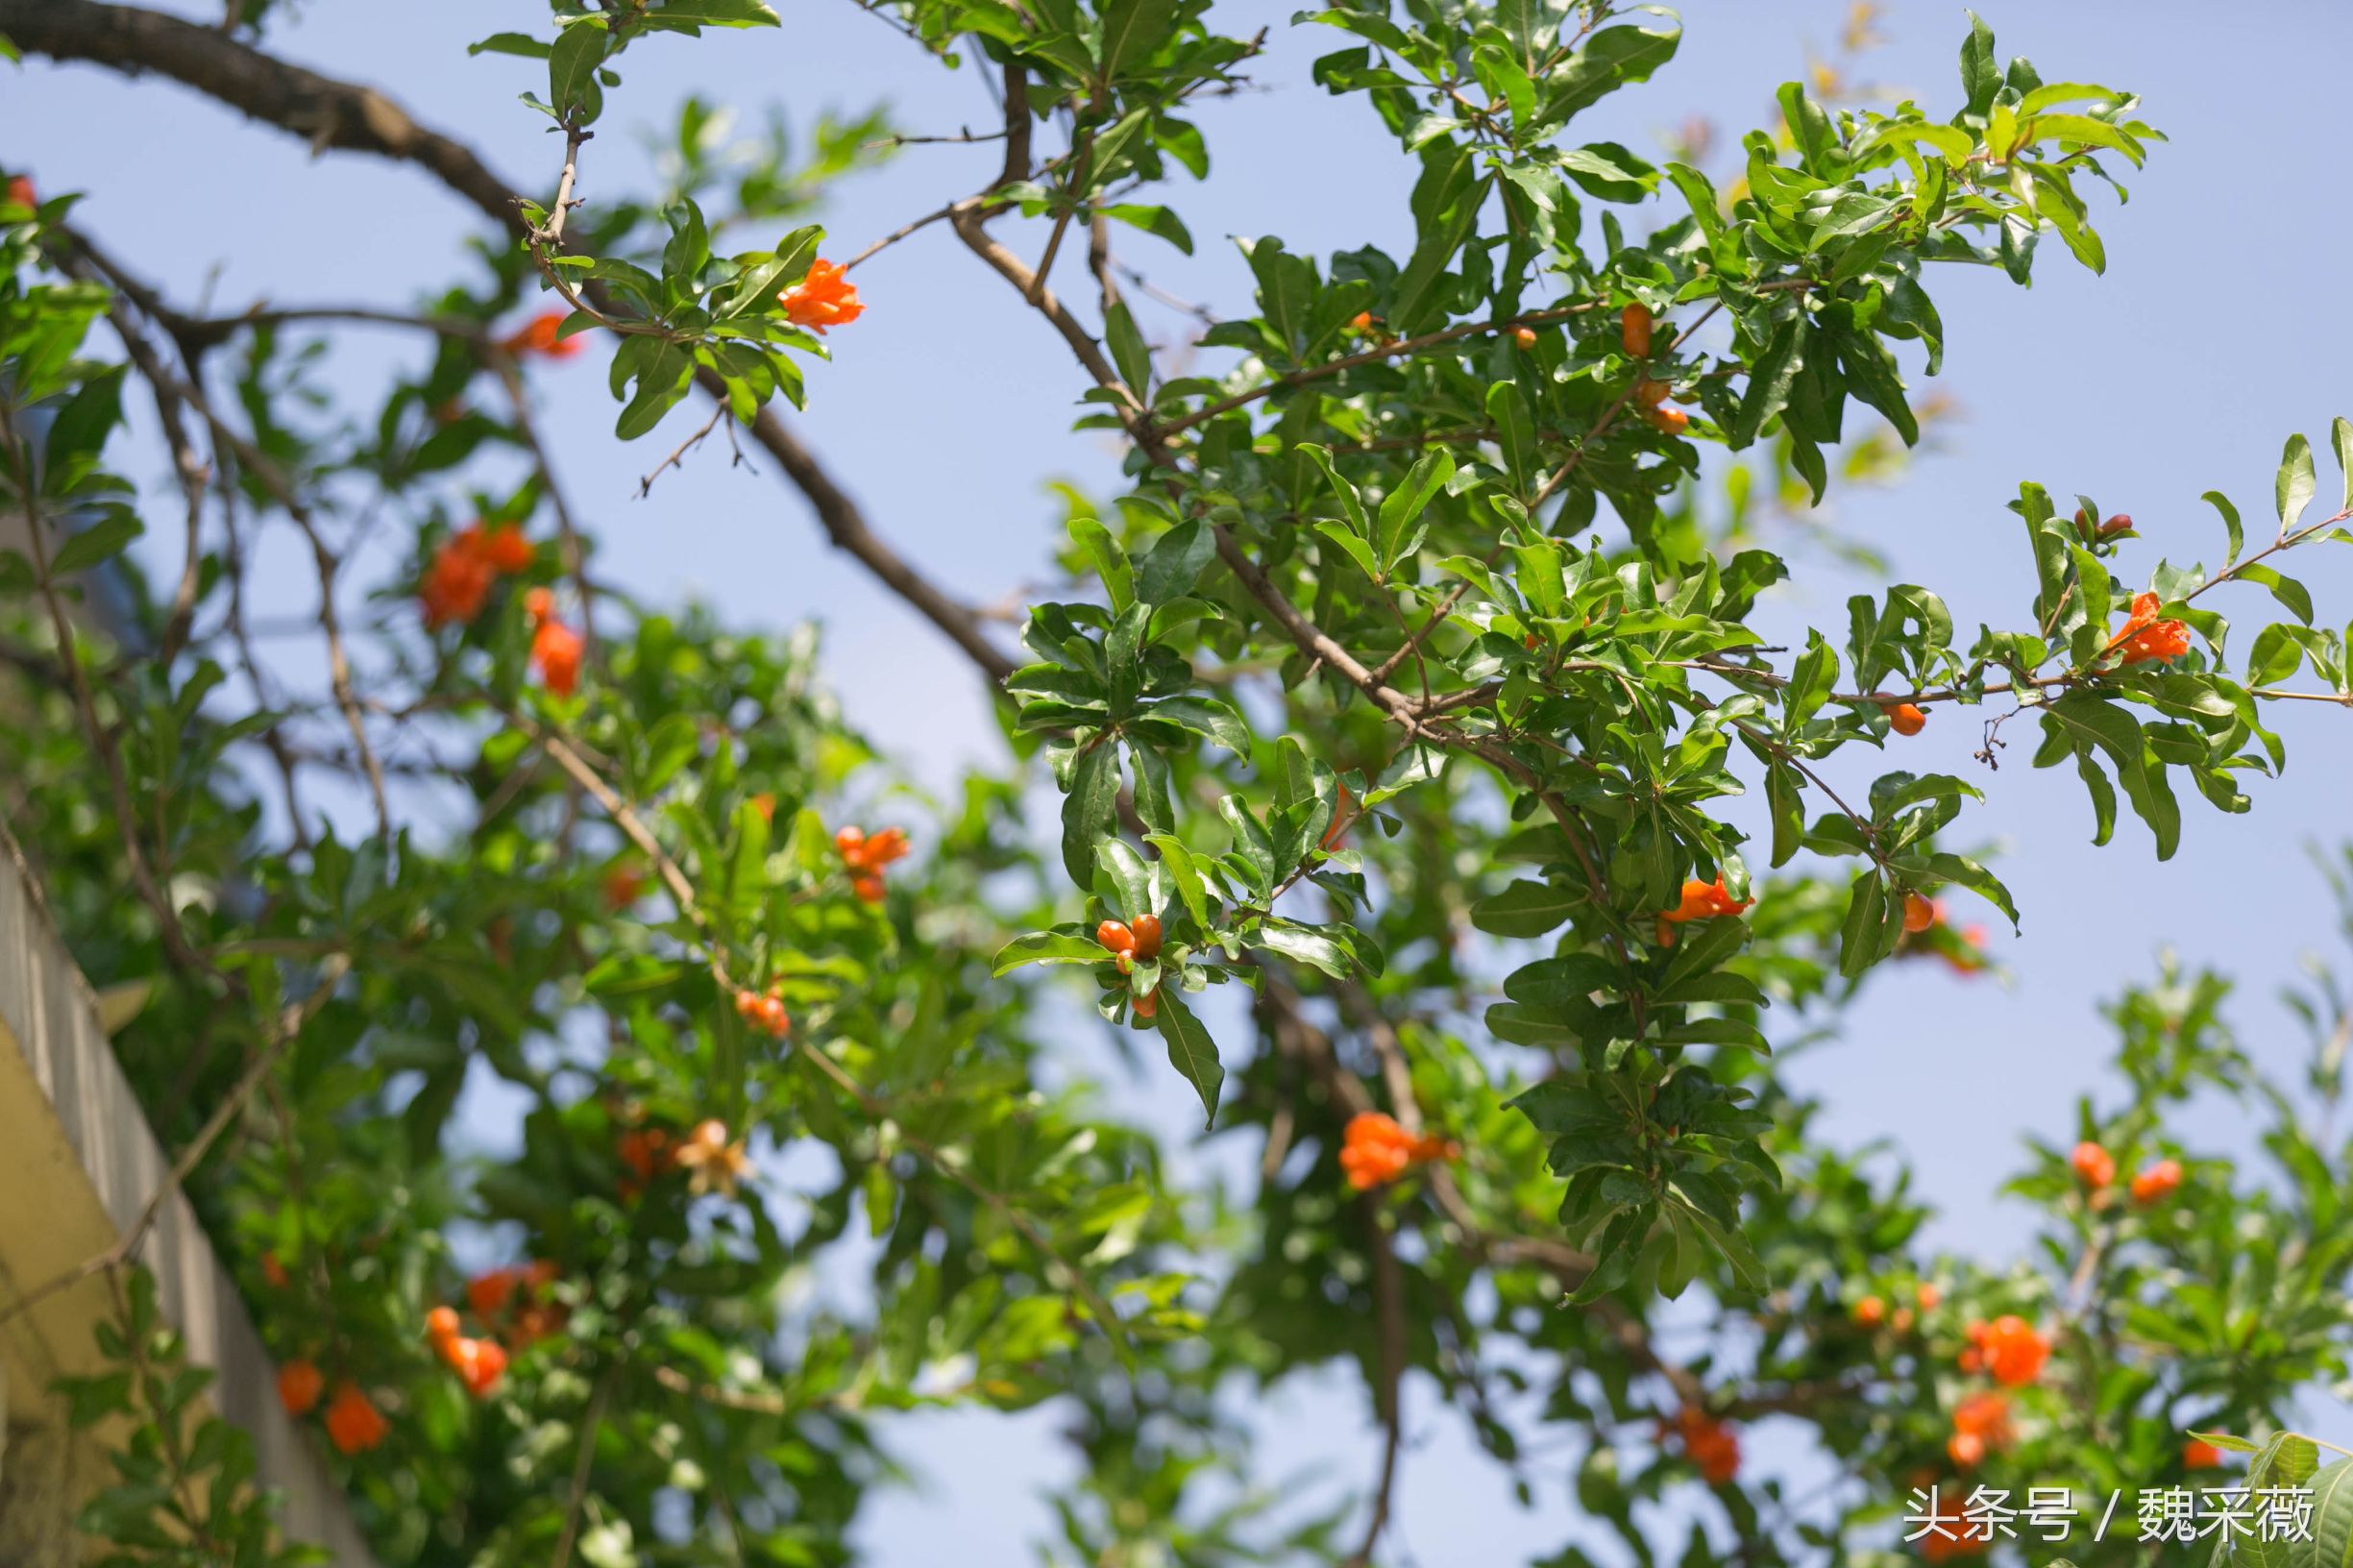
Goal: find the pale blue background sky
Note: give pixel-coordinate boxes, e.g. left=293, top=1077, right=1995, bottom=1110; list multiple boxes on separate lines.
left=10, top=2, right=2353, bottom=1561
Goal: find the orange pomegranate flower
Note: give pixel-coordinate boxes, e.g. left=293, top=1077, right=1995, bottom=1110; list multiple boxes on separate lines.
left=2106, top=592, right=2192, bottom=666
left=431, top=1324, right=470, bottom=1371
left=500, top=309, right=586, bottom=360
left=4, top=175, right=34, bottom=209
left=836, top=825, right=911, bottom=901
left=524, top=591, right=584, bottom=697
left=508, top=1264, right=568, bottom=1349
left=1665, top=1406, right=1741, bottom=1484
left=1947, top=1391, right=2013, bottom=1469
left=1941, top=923, right=1991, bottom=976
left=260, top=1251, right=290, bottom=1289
left=480, top=524, right=533, bottom=574
left=448, top=1335, right=508, bottom=1398
left=323, top=1383, right=388, bottom=1455
left=277, top=1359, right=325, bottom=1416
left=1655, top=875, right=1752, bottom=943
left=419, top=522, right=534, bottom=627
left=467, top=1266, right=524, bottom=1319
left=2131, top=1158, right=2183, bottom=1205
left=674, top=1117, right=750, bottom=1197
left=533, top=619, right=583, bottom=696
left=1968, top=1314, right=2050, bottom=1387
left=420, top=538, right=497, bottom=628
left=2183, top=1436, right=2223, bottom=1471
left=617, top=1126, right=674, bottom=1187
left=1659, top=876, right=1752, bottom=925
left=1916, top=1493, right=1989, bottom=1562
left=778, top=259, right=863, bottom=333
left=1337, top=1110, right=1458, bottom=1191
left=2069, top=1140, right=2116, bottom=1188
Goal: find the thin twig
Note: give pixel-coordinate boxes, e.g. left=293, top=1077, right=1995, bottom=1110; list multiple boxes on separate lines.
left=843, top=203, right=955, bottom=271
left=1147, top=302, right=1605, bottom=442
left=549, top=1371, right=614, bottom=1568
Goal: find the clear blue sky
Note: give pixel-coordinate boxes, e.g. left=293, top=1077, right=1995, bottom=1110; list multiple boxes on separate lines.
left=11, top=2, right=2353, bottom=1560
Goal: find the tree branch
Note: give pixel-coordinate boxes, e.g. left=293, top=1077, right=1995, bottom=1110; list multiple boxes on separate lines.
left=2, top=0, right=1016, bottom=688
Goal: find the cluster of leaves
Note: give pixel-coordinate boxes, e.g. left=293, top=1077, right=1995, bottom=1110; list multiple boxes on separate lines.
left=58, top=1271, right=325, bottom=1568
left=6, top=3, right=2353, bottom=1567
left=976, top=0, right=2347, bottom=1298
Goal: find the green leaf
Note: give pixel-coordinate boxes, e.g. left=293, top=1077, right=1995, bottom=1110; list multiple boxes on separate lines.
left=1829, top=327, right=1918, bottom=446
left=639, top=712, right=699, bottom=794
left=2335, top=416, right=2353, bottom=513
left=1104, top=300, right=1153, bottom=397
left=2033, top=112, right=2145, bottom=167
left=1471, top=880, right=1581, bottom=938
left=2295, top=1455, right=2353, bottom=1568
left=43, top=364, right=126, bottom=485
left=1062, top=740, right=1122, bottom=885
left=1678, top=1197, right=1767, bottom=1294
left=1564, top=1210, right=1647, bottom=1304
left=1099, top=0, right=1179, bottom=80
left=1925, top=852, right=2020, bottom=928
left=2205, top=490, right=2244, bottom=568
left=1101, top=203, right=1193, bottom=256
left=1153, top=990, right=1224, bottom=1127
left=1728, top=318, right=1803, bottom=451
left=584, top=954, right=690, bottom=997
left=1546, top=19, right=1681, bottom=126
left=1835, top=872, right=1901, bottom=979
left=1144, top=834, right=1212, bottom=930
left=2243, top=1434, right=2319, bottom=1568
left=2046, top=694, right=2180, bottom=859
left=616, top=340, right=695, bottom=440
left=48, top=512, right=143, bottom=576
left=1364, top=742, right=1444, bottom=806
left=1148, top=696, right=1250, bottom=753
left=548, top=21, right=607, bottom=122
left=1299, top=443, right=1370, bottom=535
left=1556, top=141, right=1657, bottom=202
left=1376, top=448, right=1453, bottom=572
left=1256, top=922, right=1354, bottom=978
left=2278, top=432, right=2316, bottom=533
left=993, top=931, right=1110, bottom=975
left=1071, top=512, right=1134, bottom=614
left=719, top=225, right=821, bottom=318
left=1311, top=519, right=1382, bottom=583
left=1958, top=12, right=2000, bottom=117
left=2235, top=563, right=2314, bottom=626
left=1135, top=519, right=1213, bottom=604
left=1487, top=380, right=1535, bottom=491
left=468, top=32, right=550, bottom=58
left=1219, top=795, right=1277, bottom=892
left=650, top=0, right=782, bottom=25
left=1095, top=838, right=1153, bottom=919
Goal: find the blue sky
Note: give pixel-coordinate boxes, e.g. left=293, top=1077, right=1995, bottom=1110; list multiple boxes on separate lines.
left=11, top=1, right=2353, bottom=1560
